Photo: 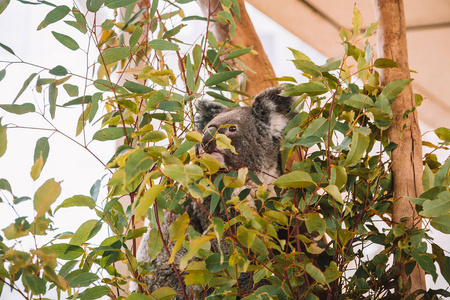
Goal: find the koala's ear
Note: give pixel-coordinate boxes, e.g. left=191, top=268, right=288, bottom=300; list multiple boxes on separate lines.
left=252, top=85, right=294, bottom=135
left=194, top=100, right=227, bottom=131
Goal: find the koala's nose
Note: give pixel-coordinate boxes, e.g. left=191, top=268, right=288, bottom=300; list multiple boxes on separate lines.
left=202, top=132, right=216, bottom=152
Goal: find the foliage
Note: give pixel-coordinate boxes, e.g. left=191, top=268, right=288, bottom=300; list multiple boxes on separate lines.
left=0, top=2, right=449, bottom=300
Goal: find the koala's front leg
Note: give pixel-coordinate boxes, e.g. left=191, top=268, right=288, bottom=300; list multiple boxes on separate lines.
left=134, top=211, right=195, bottom=299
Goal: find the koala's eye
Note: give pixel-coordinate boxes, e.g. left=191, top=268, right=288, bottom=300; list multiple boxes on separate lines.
left=207, top=125, right=217, bottom=134
left=228, top=125, right=237, bottom=132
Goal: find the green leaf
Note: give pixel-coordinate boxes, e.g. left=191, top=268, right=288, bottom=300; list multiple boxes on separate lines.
left=288, top=47, right=311, bottom=61
left=129, top=25, right=143, bottom=47
left=13, top=73, right=37, bottom=103
left=205, top=253, right=229, bottom=272
left=262, top=210, right=288, bottom=226
left=344, top=132, right=369, bottom=166
left=374, top=58, right=398, bottom=69
left=51, top=31, right=79, bottom=50
left=225, top=46, right=253, bottom=60
left=205, top=70, right=242, bottom=86
left=0, top=103, right=35, bottom=114
left=343, top=93, right=374, bottom=109
left=124, top=149, right=153, bottom=185
left=422, top=164, right=435, bottom=192
left=435, top=127, right=450, bottom=142
left=420, top=192, right=450, bottom=218
left=302, top=117, right=329, bottom=139
left=105, top=0, right=138, bottom=8
left=410, top=251, right=437, bottom=280
left=34, top=179, right=61, bottom=218
left=185, top=54, right=195, bottom=92
left=0, top=42, right=14, bottom=55
left=98, top=46, right=130, bottom=65
left=125, top=294, right=152, bottom=300
left=56, top=195, right=96, bottom=211
left=364, top=21, right=379, bottom=38
left=0, top=69, right=5, bottom=81
left=47, top=243, right=85, bottom=260
left=374, top=94, right=392, bottom=116
left=150, top=286, right=177, bottom=300
left=381, top=78, right=413, bottom=102
left=273, top=171, right=316, bottom=188
left=430, top=214, right=450, bottom=234
left=330, top=165, right=347, bottom=188
left=432, top=244, right=450, bottom=286
left=324, top=184, right=344, bottom=204
left=0, top=121, right=6, bottom=157
left=63, top=84, right=79, bottom=97
left=86, top=0, right=103, bottom=12
left=282, top=82, right=328, bottom=97
left=79, top=285, right=110, bottom=300
left=182, top=15, right=214, bottom=22
left=292, top=59, right=322, bottom=76
left=435, top=158, right=450, bottom=187
left=163, top=24, right=185, bottom=39
left=49, top=65, right=68, bottom=76
left=0, top=178, right=12, bottom=193
left=69, top=219, right=102, bottom=245
left=324, top=267, right=342, bottom=283
left=305, top=264, right=326, bottom=285
left=66, top=270, right=99, bottom=288
left=92, top=127, right=133, bottom=141
left=217, top=11, right=235, bottom=38
left=37, top=5, right=71, bottom=30
left=319, top=57, right=342, bottom=72
left=0, top=0, right=10, bottom=14
left=305, top=213, right=326, bottom=238
left=123, top=81, right=153, bottom=94
left=148, top=39, right=180, bottom=51
left=147, top=228, right=164, bottom=260
left=49, top=83, right=57, bottom=119
left=24, top=274, right=46, bottom=295
left=139, top=130, right=167, bottom=143
left=173, top=140, right=196, bottom=157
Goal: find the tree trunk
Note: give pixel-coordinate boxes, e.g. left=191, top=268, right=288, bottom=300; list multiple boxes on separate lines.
left=197, top=0, right=278, bottom=96
left=372, top=0, right=426, bottom=294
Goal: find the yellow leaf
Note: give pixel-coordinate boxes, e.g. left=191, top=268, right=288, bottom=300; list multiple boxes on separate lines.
left=30, top=156, right=44, bottom=181
left=134, top=185, right=165, bottom=222
left=34, top=179, right=61, bottom=218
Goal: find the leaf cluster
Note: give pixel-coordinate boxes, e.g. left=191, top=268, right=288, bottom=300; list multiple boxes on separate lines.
left=0, top=3, right=449, bottom=300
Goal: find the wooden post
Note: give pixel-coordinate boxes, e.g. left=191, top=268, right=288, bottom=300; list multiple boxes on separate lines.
left=372, top=0, right=426, bottom=294
left=197, top=0, right=278, bottom=96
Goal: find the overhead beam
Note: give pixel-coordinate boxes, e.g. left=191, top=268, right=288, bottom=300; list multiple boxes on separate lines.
left=245, top=0, right=450, bottom=129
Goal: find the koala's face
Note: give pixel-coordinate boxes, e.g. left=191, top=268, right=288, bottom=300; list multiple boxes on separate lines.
left=195, top=86, right=294, bottom=175
left=200, top=106, right=262, bottom=169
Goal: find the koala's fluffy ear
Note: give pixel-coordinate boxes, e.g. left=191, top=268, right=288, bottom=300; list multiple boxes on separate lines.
left=252, top=85, right=294, bottom=136
left=194, top=100, right=228, bottom=131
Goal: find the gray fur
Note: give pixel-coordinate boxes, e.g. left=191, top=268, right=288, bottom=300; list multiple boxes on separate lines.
left=134, top=86, right=294, bottom=298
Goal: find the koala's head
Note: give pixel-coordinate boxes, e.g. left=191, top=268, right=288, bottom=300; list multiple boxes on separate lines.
left=194, top=86, right=294, bottom=176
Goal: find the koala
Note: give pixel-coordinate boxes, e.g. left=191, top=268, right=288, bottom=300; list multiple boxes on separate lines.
left=133, top=86, right=295, bottom=298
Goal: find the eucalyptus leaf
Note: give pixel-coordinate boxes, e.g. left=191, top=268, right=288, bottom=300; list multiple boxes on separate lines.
left=51, top=31, right=79, bottom=50
left=92, top=127, right=133, bottom=141
left=37, top=5, right=70, bottom=30
left=205, top=71, right=242, bottom=86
